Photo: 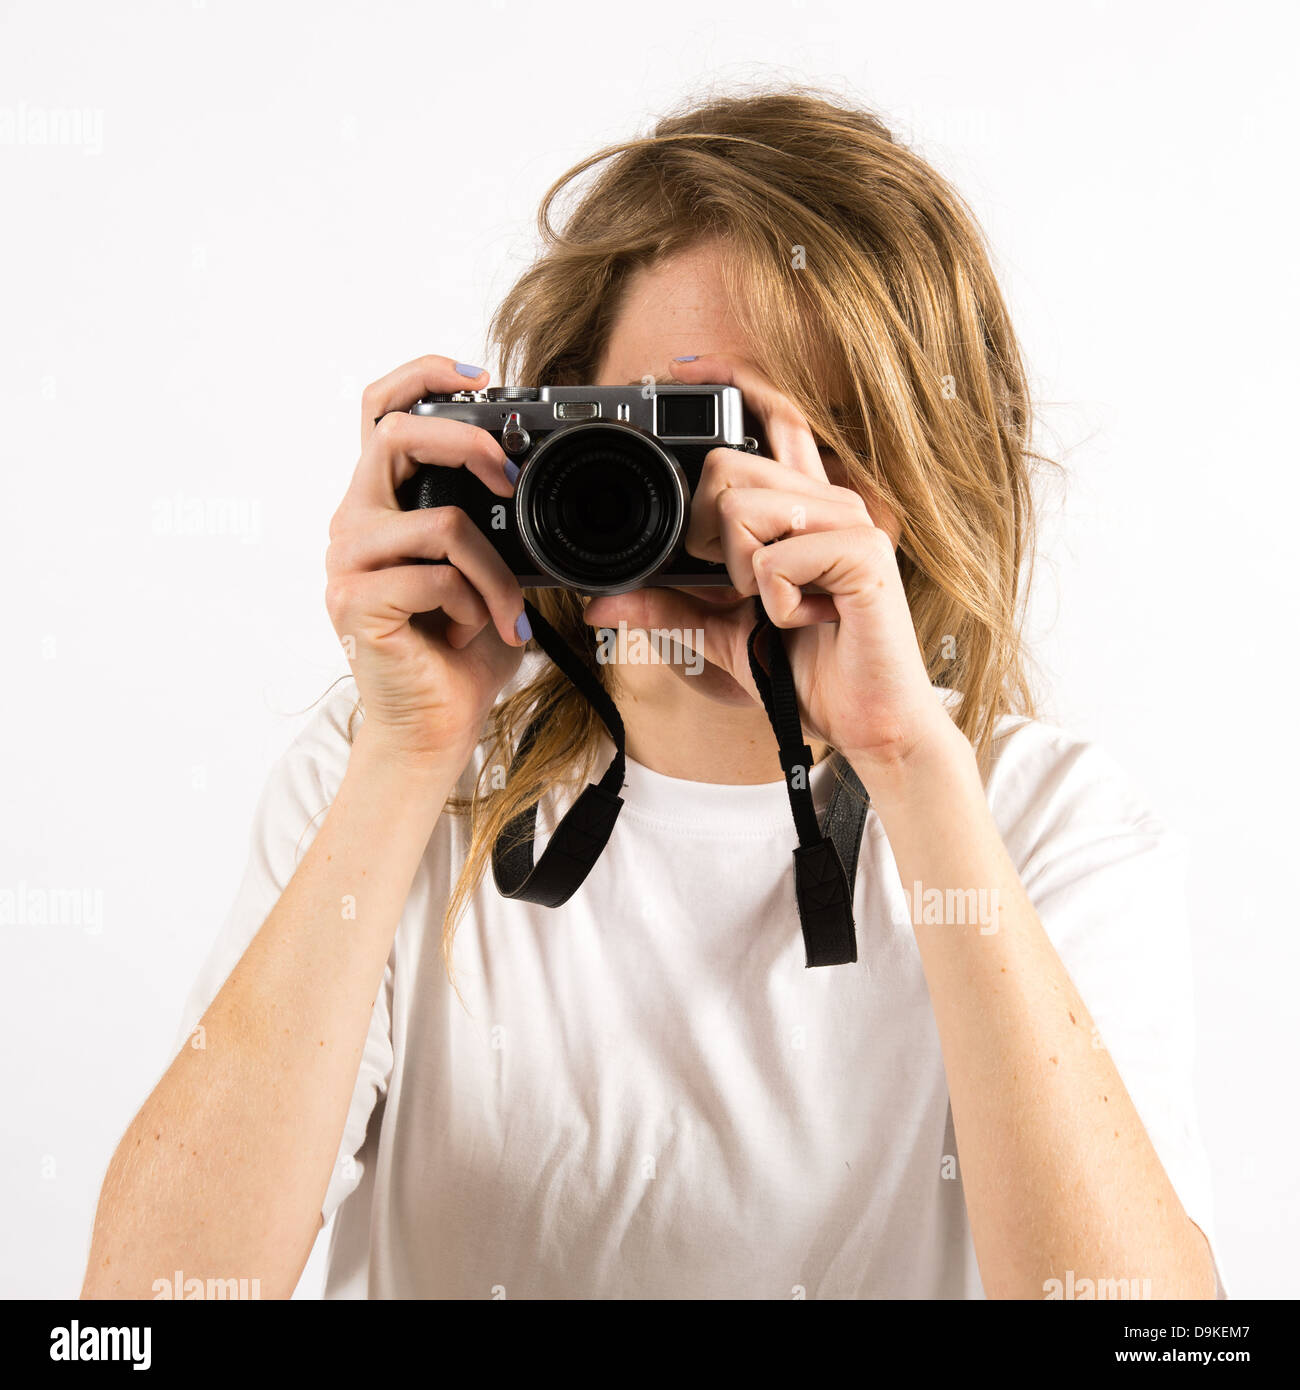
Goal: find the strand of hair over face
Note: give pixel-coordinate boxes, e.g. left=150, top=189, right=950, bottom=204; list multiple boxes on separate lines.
left=434, top=85, right=1048, bottom=971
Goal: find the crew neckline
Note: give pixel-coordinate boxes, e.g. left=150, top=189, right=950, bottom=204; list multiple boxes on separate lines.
left=610, top=746, right=838, bottom=833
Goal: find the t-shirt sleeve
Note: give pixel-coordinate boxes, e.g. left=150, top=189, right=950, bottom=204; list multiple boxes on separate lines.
left=989, top=723, right=1226, bottom=1297
left=172, top=681, right=394, bottom=1224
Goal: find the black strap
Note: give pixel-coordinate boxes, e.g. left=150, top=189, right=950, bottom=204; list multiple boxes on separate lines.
left=490, top=599, right=626, bottom=908
left=746, top=598, right=861, bottom=967
left=489, top=595, right=868, bottom=967
left=824, top=755, right=870, bottom=905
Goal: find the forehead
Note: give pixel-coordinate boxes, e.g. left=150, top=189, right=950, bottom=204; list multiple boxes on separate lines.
left=596, top=243, right=749, bottom=381
left=594, top=241, right=850, bottom=413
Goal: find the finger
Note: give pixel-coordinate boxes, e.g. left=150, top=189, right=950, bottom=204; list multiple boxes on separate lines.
left=328, top=507, right=527, bottom=648
left=688, top=449, right=852, bottom=579
left=360, top=355, right=488, bottom=446
left=411, top=566, right=493, bottom=649
left=327, top=563, right=494, bottom=650
left=349, top=411, right=515, bottom=511
left=693, top=447, right=849, bottom=512
left=692, top=485, right=870, bottom=592
left=581, top=587, right=757, bottom=693
left=670, top=352, right=828, bottom=481
left=752, top=526, right=896, bottom=627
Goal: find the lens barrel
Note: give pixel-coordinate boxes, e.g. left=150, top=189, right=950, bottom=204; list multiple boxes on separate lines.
left=514, top=423, right=688, bottom=593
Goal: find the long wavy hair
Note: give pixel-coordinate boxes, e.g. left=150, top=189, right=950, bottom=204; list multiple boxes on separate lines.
left=427, top=85, right=1043, bottom=965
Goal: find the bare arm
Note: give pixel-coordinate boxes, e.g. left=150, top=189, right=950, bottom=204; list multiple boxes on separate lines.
left=604, top=350, right=1217, bottom=1301
left=861, top=720, right=1217, bottom=1300
left=82, top=733, right=462, bottom=1299
left=83, top=353, right=527, bottom=1298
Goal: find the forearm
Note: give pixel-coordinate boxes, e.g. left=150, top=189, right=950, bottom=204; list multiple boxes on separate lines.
left=82, top=728, right=464, bottom=1299
left=856, top=718, right=1216, bottom=1300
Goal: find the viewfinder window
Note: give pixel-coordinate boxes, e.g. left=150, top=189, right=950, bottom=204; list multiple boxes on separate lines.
left=656, top=393, right=715, bottom=438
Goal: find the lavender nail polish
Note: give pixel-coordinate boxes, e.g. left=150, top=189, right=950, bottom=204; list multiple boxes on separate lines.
left=672, top=355, right=699, bottom=362
left=455, top=362, right=486, bottom=378
left=504, top=458, right=520, bottom=485
left=515, top=611, right=533, bottom=644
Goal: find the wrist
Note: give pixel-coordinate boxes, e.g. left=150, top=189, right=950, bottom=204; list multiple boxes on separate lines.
left=842, top=706, right=980, bottom=818
left=347, top=721, right=477, bottom=793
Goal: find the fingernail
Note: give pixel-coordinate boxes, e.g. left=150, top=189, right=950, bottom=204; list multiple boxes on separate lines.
left=504, top=458, right=520, bottom=485
left=672, top=355, right=698, bottom=362
left=515, top=610, right=532, bottom=644
left=455, top=362, right=486, bottom=378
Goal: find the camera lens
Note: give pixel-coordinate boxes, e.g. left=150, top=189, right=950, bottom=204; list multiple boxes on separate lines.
left=516, top=424, right=686, bottom=593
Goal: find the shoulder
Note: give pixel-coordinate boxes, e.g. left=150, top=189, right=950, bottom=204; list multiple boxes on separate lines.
left=978, top=709, right=1186, bottom=894
left=262, top=678, right=364, bottom=811
left=970, top=712, right=1196, bottom=977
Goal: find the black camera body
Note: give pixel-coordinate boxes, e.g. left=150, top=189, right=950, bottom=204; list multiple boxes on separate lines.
left=395, top=384, right=755, bottom=595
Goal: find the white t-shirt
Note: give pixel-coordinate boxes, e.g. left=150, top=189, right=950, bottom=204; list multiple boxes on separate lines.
left=178, top=663, right=1222, bottom=1299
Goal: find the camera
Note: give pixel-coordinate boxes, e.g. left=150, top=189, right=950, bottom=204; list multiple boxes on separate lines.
left=395, top=384, right=756, bottom=595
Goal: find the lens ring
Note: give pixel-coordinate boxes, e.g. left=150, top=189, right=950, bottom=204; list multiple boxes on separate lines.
left=546, top=448, right=657, bottom=567
left=515, top=423, right=687, bottom=593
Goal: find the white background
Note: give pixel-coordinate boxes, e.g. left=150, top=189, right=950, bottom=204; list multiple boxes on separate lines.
left=1, top=0, right=1296, bottom=1299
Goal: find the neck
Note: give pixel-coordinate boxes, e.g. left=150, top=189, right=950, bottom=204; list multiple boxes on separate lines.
left=608, top=661, right=829, bottom=785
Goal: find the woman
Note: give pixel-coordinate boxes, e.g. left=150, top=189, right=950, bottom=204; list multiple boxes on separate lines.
left=83, top=87, right=1220, bottom=1299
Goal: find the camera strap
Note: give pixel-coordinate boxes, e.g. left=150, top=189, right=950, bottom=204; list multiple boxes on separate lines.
left=491, top=596, right=865, bottom=967
left=491, top=599, right=627, bottom=908
left=745, top=598, right=861, bottom=966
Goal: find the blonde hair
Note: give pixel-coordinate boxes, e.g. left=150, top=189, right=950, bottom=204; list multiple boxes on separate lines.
left=434, top=84, right=1042, bottom=966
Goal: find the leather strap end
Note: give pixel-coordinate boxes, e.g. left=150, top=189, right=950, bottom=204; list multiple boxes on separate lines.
left=793, top=838, right=858, bottom=967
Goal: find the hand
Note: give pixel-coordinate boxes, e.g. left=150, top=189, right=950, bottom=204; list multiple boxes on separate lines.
left=583, top=352, right=958, bottom=787
left=325, top=355, right=529, bottom=764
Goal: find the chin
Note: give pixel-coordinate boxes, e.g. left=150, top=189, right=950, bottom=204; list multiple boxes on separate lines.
left=666, top=654, right=757, bottom=706
left=673, top=583, right=749, bottom=607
